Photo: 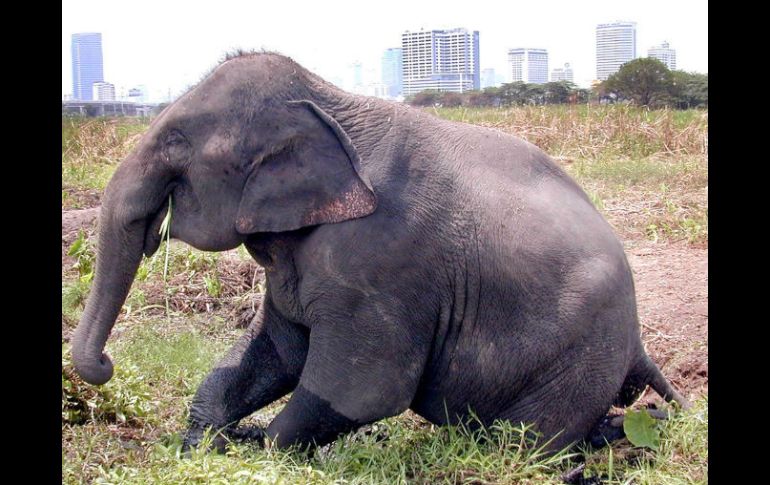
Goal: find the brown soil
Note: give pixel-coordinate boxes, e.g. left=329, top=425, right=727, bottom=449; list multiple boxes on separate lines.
left=624, top=239, right=708, bottom=401
left=62, top=187, right=102, bottom=210
left=61, top=206, right=708, bottom=402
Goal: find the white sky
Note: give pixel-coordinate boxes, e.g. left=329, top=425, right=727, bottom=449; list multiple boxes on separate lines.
left=62, top=0, right=707, bottom=100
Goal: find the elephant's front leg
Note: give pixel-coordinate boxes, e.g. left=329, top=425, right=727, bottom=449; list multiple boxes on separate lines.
left=183, top=296, right=309, bottom=451
left=264, top=304, right=430, bottom=449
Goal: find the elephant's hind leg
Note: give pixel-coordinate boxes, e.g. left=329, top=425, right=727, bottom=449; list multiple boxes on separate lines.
left=614, top=353, right=690, bottom=409
left=183, top=296, right=309, bottom=452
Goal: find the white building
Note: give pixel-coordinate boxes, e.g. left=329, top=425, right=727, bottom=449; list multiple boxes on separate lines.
left=401, top=28, right=480, bottom=96
left=481, top=68, right=498, bottom=88
left=92, top=81, right=116, bottom=101
left=648, top=41, right=677, bottom=70
left=551, top=63, right=574, bottom=83
left=596, top=21, right=637, bottom=80
left=508, top=48, right=549, bottom=84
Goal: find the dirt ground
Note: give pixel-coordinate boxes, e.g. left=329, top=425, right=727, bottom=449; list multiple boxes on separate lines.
left=62, top=206, right=708, bottom=403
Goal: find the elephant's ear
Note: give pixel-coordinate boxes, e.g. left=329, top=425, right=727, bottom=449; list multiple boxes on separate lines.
left=235, top=100, right=377, bottom=234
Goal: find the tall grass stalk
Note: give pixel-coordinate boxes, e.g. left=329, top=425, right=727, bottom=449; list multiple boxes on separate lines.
left=158, top=195, right=173, bottom=323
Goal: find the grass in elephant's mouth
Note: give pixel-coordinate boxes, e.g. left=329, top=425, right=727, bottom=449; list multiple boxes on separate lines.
left=62, top=107, right=707, bottom=484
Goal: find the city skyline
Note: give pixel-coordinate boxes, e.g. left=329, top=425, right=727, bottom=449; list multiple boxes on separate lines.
left=62, top=0, right=707, bottom=101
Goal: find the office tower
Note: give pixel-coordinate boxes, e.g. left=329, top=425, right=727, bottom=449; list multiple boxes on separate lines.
left=402, top=28, right=480, bottom=96
left=92, top=82, right=116, bottom=101
left=596, top=21, right=637, bottom=80
left=382, top=48, right=404, bottom=98
left=508, top=48, right=549, bottom=84
left=481, top=68, right=497, bottom=88
left=551, top=63, right=574, bottom=82
left=648, top=41, right=677, bottom=70
left=71, top=33, right=104, bottom=101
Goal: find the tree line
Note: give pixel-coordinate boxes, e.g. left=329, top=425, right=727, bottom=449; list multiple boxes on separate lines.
left=406, top=58, right=707, bottom=109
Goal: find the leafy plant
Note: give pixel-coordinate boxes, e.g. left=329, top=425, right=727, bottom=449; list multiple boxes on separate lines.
left=62, top=345, right=153, bottom=425
left=623, top=409, right=661, bottom=450
left=67, top=230, right=95, bottom=283
left=204, top=272, right=222, bottom=298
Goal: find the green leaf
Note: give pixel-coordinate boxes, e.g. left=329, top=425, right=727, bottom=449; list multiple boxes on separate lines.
left=624, top=409, right=660, bottom=450
left=67, top=235, right=83, bottom=256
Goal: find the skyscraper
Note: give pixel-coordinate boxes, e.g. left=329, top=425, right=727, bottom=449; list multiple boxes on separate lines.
left=596, top=22, right=636, bottom=81
left=92, top=82, right=116, bottom=101
left=481, top=68, right=497, bottom=88
left=551, top=63, right=574, bottom=83
left=71, top=33, right=104, bottom=101
left=401, top=28, right=480, bottom=96
left=381, top=48, right=404, bottom=98
left=648, top=41, right=677, bottom=70
left=508, top=48, right=549, bottom=84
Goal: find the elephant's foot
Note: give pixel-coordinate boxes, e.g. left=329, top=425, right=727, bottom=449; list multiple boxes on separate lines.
left=182, top=421, right=266, bottom=455
left=585, top=414, right=626, bottom=448
left=227, top=425, right=267, bottom=445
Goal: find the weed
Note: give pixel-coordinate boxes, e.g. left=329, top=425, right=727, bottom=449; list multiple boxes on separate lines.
left=62, top=345, right=153, bottom=426
left=67, top=229, right=96, bottom=283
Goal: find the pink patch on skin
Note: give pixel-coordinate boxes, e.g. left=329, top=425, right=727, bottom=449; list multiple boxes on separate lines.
left=303, top=185, right=375, bottom=226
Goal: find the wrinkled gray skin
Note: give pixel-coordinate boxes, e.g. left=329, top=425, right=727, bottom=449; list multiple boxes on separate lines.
left=71, top=53, right=688, bottom=452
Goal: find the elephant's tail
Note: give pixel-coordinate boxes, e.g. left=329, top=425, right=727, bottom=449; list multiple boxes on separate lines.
left=614, top=353, right=691, bottom=409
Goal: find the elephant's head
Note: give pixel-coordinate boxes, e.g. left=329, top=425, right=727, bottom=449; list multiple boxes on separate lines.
left=71, top=53, right=377, bottom=385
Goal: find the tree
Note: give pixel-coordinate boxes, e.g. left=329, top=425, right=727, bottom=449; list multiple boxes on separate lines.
left=407, top=90, right=441, bottom=107
left=544, top=81, right=574, bottom=104
left=671, top=71, right=708, bottom=109
left=523, top=84, right=545, bottom=105
left=439, top=92, right=463, bottom=107
left=498, top=82, right=529, bottom=106
left=466, top=87, right=501, bottom=107
left=602, top=58, right=675, bottom=108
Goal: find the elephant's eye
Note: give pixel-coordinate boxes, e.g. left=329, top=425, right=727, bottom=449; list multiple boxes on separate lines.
left=162, top=130, right=191, bottom=164
left=165, top=130, right=187, bottom=146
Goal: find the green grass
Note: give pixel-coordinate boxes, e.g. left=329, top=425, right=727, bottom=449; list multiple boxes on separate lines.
left=63, top=320, right=707, bottom=484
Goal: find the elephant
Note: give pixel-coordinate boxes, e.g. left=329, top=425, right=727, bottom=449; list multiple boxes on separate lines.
left=71, top=52, right=688, bottom=453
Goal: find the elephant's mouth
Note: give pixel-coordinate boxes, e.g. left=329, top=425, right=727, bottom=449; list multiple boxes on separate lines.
left=142, top=182, right=178, bottom=257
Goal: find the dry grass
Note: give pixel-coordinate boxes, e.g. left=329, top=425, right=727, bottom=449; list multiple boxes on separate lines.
left=435, top=105, right=708, bottom=160
left=61, top=117, right=149, bottom=209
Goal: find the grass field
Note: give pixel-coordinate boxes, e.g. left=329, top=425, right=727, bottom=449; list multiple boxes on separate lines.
left=62, top=105, right=708, bottom=484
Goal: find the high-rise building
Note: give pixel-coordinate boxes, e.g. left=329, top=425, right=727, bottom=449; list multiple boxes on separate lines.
left=71, top=33, right=104, bottom=101
left=382, top=48, right=403, bottom=98
left=596, top=21, right=637, bottom=81
left=481, top=68, right=498, bottom=88
left=92, top=82, right=116, bottom=101
left=401, top=28, right=480, bottom=96
left=551, top=63, right=574, bottom=83
left=648, top=41, right=677, bottom=70
left=508, top=48, right=549, bottom=84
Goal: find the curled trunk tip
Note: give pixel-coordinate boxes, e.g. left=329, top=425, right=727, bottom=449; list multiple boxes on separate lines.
left=72, top=351, right=114, bottom=385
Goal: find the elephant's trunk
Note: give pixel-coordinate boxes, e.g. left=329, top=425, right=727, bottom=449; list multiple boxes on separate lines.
left=71, top=158, right=169, bottom=385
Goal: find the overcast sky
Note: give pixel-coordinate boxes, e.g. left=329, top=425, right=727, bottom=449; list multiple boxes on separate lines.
left=62, top=0, right=708, bottom=100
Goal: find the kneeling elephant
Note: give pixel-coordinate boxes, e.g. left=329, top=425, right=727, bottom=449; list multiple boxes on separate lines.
left=71, top=52, right=688, bottom=452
